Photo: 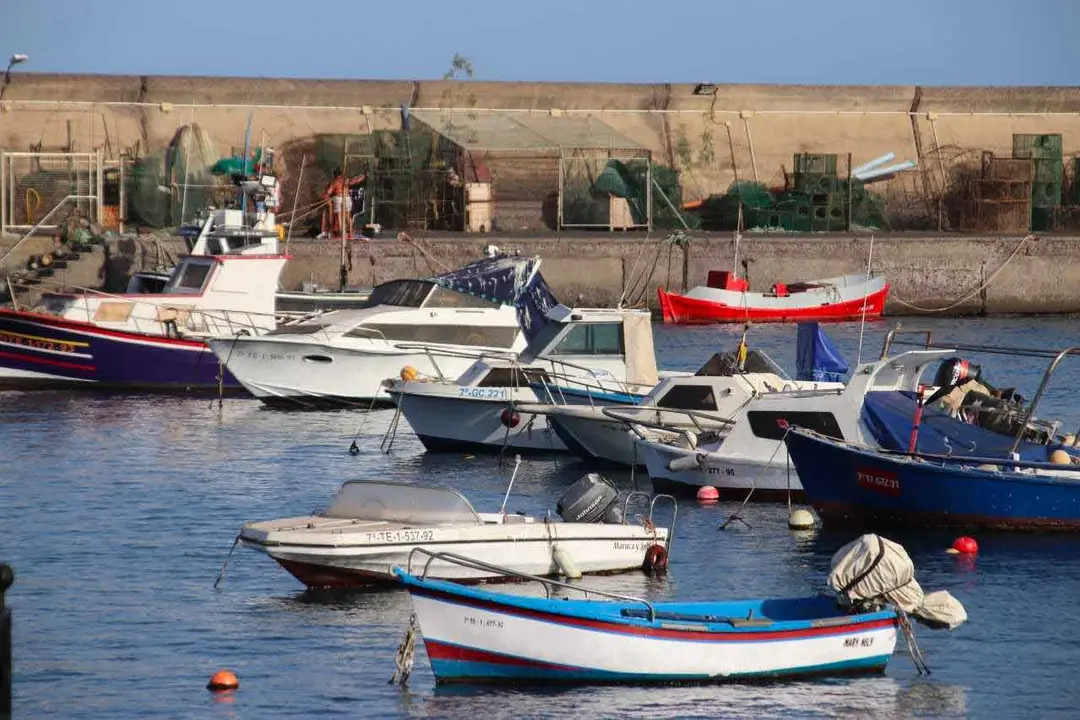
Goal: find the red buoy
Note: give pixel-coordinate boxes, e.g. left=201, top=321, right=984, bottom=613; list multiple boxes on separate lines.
left=951, top=536, right=978, bottom=554
left=499, top=409, right=520, bottom=428
left=207, top=670, right=239, bottom=692
left=696, top=486, right=719, bottom=503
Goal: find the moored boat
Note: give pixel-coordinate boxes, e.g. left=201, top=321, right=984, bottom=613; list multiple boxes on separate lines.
left=393, top=533, right=965, bottom=685
left=658, top=269, right=888, bottom=324
left=239, top=473, right=674, bottom=589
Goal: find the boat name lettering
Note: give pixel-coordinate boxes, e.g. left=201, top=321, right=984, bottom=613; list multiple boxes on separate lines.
left=0, top=331, right=79, bottom=354
left=855, top=467, right=901, bottom=496
left=613, top=541, right=652, bottom=551
left=462, top=616, right=504, bottom=629
left=843, top=636, right=874, bottom=648
left=458, top=387, right=507, bottom=399
left=363, top=529, right=436, bottom=543
left=233, top=350, right=297, bottom=362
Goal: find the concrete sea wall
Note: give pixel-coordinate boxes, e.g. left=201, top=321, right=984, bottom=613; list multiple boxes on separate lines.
left=86, top=231, right=1080, bottom=317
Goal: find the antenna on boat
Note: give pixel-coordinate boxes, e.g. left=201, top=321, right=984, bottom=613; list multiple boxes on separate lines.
left=498, top=454, right=524, bottom=515
left=179, top=101, right=195, bottom=225
left=240, top=113, right=253, bottom=217
left=855, top=233, right=875, bottom=366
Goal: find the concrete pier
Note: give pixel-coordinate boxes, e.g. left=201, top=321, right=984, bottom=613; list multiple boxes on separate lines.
left=87, top=231, right=1080, bottom=317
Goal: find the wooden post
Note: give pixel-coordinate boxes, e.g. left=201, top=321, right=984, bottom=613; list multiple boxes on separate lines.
left=1, top=562, right=12, bottom=716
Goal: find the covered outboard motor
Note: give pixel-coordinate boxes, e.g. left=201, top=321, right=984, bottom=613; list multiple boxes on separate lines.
left=557, top=473, right=619, bottom=524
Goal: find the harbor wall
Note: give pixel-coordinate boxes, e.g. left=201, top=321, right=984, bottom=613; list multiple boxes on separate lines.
left=90, top=232, right=1080, bottom=317
left=3, top=75, right=1080, bottom=227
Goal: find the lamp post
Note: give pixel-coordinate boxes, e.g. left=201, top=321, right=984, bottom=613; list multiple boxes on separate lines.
left=1, top=54, right=28, bottom=102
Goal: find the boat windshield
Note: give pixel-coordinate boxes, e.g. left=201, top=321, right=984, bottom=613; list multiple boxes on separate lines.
left=363, top=280, right=435, bottom=309
left=322, top=481, right=483, bottom=525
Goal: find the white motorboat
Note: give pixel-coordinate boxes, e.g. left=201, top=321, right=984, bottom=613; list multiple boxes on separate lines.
left=384, top=305, right=662, bottom=454
left=238, top=474, right=675, bottom=589
left=207, top=254, right=559, bottom=408
left=517, top=347, right=840, bottom=468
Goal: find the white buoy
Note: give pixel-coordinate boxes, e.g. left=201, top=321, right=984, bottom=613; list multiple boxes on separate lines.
left=553, top=545, right=582, bottom=579
left=788, top=508, right=816, bottom=530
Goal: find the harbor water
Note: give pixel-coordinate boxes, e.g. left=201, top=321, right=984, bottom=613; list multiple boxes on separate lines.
left=3, top=317, right=1080, bottom=718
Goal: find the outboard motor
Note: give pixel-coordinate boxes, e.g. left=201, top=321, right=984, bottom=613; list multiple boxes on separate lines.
left=557, top=473, right=620, bottom=524
left=932, top=357, right=983, bottom=391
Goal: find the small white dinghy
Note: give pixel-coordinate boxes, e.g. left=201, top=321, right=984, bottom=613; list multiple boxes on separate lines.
left=239, top=473, right=675, bottom=589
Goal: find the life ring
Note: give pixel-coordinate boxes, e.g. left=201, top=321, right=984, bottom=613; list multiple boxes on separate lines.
left=642, top=544, right=669, bottom=576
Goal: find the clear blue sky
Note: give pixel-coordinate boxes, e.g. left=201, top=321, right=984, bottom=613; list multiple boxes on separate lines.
left=3, top=0, right=1078, bottom=85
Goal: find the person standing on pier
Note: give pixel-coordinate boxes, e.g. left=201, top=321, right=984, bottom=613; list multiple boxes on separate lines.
left=319, top=167, right=367, bottom=239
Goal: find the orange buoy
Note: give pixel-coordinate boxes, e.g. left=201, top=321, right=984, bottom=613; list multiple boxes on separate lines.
left=950, top=536, right=978, bottom=555
left=207, top=670, right=239, bottom=692
left=696, top=486, right=719, bottom=503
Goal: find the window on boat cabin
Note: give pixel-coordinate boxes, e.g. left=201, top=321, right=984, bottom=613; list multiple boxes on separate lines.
left=656, top=384, right=719, bottom=411
left=170, top=262, right=213, bottom=293
left=746, top=411, right=844, bottom=441
left=422, top=285, right=502, bottom=310
left=344, top=323, right=518, bottom=347
left=362, top=279, right=435, bottom=308
left=477, top=367, right=552, bottom=387
left=548, top=322, right=624, bottom=356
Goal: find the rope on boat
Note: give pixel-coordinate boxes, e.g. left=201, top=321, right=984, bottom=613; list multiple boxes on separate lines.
left=212, top=529, right=243, bottom=589
left=888, top=233, right=1033, bottom=313
left=380, top=391, right=406, bottom=454
left=899, top=611, right=932, bottom=675
left=348, top=394, right=386, bottom=455
left=719, top=426, right=791, bottom=530
left=389, top=613, right=419, bottom=686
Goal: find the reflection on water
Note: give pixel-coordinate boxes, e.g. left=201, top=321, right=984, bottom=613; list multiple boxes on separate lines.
left=2, top=319, right=1080, bottom=717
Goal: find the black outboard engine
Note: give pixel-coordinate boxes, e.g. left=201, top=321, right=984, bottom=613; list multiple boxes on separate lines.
left=557, top=474, right=621, bottom=524
left=932, top=357, right=983, bottom=390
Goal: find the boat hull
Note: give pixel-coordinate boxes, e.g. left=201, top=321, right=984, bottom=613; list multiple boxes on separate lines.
left=638, top=438, right=804, bottom=501
left=244, top=527, right=668, bottom=589
left=210, top=338, right=483, bottom=408
left=0, top=309, right=242, bottom=392
left=658, top=280, right=888, bottom=325
left=786, top=429, right=1080, bottom=530
left=549, top=415, right=638, bottom=467
left=400, top=577, right=898, bottom=685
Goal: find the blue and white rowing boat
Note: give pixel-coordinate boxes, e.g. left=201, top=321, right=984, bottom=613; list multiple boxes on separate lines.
left=393, top=557, right=902, bottom=684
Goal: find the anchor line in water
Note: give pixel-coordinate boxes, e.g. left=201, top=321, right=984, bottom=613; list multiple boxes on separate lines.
left=348, top=394, right=384, bottom=455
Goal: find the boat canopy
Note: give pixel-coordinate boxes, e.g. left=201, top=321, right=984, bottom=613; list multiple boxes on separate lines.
left=796, top=322, right=849, bottom=383
left=430, top=255, right=559, bottom=341
left=323, top=480, right=483, bottom=526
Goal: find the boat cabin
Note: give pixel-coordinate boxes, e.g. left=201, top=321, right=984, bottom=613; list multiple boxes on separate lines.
left=33, top=252, right=288, bottom=338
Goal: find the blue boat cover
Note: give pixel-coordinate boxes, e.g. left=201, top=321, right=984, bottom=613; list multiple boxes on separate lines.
left=861, top=390, right=1071, bottom=462
left=796, top=323, right=849, bottom=383
left=431, top=255, right=559, bottom=341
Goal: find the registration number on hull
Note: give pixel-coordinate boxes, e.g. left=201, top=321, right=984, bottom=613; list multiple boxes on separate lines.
left=458, top=387, right=507, bottom=399
left=364, top=529, right=436, bottom=544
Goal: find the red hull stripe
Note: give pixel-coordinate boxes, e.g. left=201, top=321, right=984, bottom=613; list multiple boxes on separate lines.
left=410, top=586, right=895, bottom=642
left=425, top=640, right=579, bottom=670
left=0, top=349, right=95, bottom=372
left=657, top=286, right=889, bottom=324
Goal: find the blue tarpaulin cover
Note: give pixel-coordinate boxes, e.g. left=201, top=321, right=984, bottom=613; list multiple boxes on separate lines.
left=431, top=255, right=559, bottom=341
left=796, top=323, right=849, bottom=383
left=861, top=390, right=1072, bottom=462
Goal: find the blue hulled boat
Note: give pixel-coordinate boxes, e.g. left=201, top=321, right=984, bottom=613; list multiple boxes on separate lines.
left=785, top=343, right=1080, bottom=530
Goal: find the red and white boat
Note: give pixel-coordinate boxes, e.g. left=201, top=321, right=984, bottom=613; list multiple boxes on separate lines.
left=658, top=270, right=889, bottom=324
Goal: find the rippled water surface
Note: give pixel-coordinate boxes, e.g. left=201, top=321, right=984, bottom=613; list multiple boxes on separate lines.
left=4, top=317, right=1080, bottom=718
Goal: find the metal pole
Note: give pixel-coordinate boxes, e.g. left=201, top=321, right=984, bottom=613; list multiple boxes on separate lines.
left=646, top=154, right=653, bottom=232
left=556, top=154, right=564, bottom=232
left=119, top=156, right=126, bottom=234
left=1, top=562, right=13, bottom=716
left=1, top=152, right=6, bottom=238
left=847, top=152, right=854, bottom=231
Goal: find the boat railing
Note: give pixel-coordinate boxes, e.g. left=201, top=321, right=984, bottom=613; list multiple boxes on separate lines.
left=622, top=491, right=678, bottom=555
left=603, top=406, right=735, bottom=445
left=390, top=344, right=521, bottom=381
left=6, top=275, right=276, bottom=338
left=879, top=325, right=935, bottom=359
left=403, top=548, right=658, bottom=620
left=532, top=355, right=654, bottom=405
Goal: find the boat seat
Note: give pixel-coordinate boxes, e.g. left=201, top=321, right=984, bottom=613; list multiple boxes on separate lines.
left=620, top=608, right=774, bottom=627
